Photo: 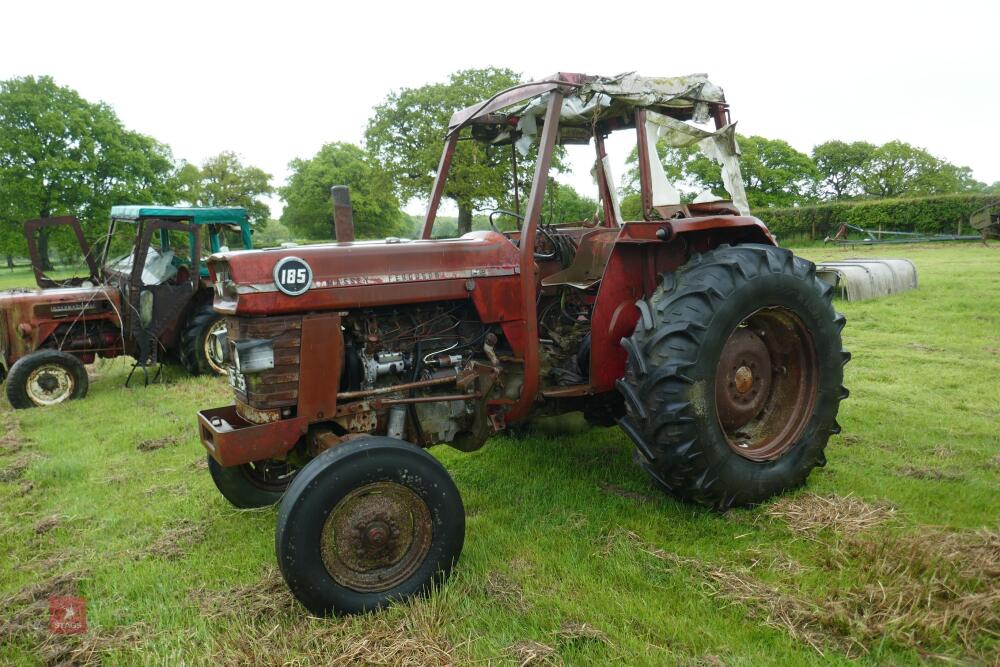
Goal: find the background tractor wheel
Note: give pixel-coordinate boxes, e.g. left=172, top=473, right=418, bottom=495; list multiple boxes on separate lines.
left=180, top=304, right=227, bottom=376
left=276, top=436, right=464, bottom=616
left=6, top=349, right=89, bottom=409
left=207, top=455, right=297, bottom=508
left=617, top=244, right=849, bottom=510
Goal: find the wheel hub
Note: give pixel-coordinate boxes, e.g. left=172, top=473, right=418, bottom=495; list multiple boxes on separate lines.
left=714, top=309, right=817, bottom=462
left=204, top=319, right=229, bottom=375
left=716, top=327, right=772, bottom=432
left=38, top=373, right=60, bottom=392
left=733, top=365, right=754, bottom=394
left=321, top=481, right=432, bottom=592
left=25, top=363, right=75, bottom=405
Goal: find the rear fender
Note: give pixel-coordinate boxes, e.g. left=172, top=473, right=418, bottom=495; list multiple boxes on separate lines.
left=588, top=218, right=775, bottom=391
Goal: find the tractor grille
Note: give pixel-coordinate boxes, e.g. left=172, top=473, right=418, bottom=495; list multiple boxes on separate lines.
left=226, top=315, right=301, bottom=411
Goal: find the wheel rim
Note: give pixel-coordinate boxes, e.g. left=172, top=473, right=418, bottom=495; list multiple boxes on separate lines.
left=25, top=363, right=76, bottom=406
left=320, top=481, right=433, bottom=593
left=203, top=319, right=228, bottom=375
left=238, top=459, right=295, bottom=492
left=714, top=307, right=818, bottom=462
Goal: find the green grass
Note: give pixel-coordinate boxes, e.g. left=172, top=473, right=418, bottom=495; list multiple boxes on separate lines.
left=1, top=245, right=998, bottom=665
left=0, top=266, right=88, bottom=291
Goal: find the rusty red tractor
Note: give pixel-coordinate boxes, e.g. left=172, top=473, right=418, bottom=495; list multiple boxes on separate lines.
left=198, top=73, right=849, bottom=615
left=0, top=206, right=252, bottom=408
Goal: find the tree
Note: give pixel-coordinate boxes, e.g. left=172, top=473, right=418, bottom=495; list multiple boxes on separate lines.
left=542, top=180, right=599, bottom=226
left=0, top=75, right=176, bottom=268
left=365, top=68, right=523, bottom=237
left=688, top=136, right=818, bottom=208
left=812, top=140, right=877, bottom=199
left=175, top=151, right=273, bottom=226
left=279, top=142, right=406, bottom=240
left=854, top=141, right=983, bottom=198
left=628, top=134, right=817, bottom=209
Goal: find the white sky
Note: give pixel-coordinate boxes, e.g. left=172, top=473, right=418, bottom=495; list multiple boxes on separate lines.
left=2, top=0, right=997, bottom=220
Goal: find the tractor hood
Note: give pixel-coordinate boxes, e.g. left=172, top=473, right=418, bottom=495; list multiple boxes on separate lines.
left=208, top=231, right=521, bottom=316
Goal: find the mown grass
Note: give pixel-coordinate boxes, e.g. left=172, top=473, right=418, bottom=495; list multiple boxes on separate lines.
left=0, top=244, right=998, bottom=665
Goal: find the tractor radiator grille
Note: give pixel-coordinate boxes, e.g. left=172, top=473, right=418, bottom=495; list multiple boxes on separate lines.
left=226, top=315, right=301, bottom=410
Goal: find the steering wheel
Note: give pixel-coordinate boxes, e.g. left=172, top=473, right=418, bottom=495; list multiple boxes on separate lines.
left=487, top=209, right=559, bottom=261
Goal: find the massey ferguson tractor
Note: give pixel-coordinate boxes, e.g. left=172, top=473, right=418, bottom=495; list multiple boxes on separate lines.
left=197, top=73, right=849, bottom=616
left=0, top=206, right=252, bottom=408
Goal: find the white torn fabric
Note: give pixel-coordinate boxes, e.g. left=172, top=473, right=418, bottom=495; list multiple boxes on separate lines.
left=693, top=189, right=724, bottom=203
left=514, top=111, right=537, bottom=156
left=579, top=73, right=724, bottom=123
left=108, top=248, right=178, bottom=285
left=644, top=111, right=750, bottom=215
left=644, top=116, right=681, bottom=206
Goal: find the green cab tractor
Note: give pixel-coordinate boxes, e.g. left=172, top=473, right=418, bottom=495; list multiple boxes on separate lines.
left=0, top=206, right=253, bottom=408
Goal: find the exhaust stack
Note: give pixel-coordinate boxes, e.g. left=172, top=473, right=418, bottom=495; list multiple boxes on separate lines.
left=331, top=185, right=355, bottom=242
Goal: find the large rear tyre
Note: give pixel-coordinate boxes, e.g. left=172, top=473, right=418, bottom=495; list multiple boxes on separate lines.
left=180, top=305, right=227, bottom=376
left=617, top=244, right=849, bottom=510
left=6, top=349, right=89, bottom=409
left=207, top=455, right=297, bottom=508
left=275, top=436, right=464, bottom=616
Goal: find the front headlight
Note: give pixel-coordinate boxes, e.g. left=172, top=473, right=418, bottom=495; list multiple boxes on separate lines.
left=232, top=338, right=274, bottom=374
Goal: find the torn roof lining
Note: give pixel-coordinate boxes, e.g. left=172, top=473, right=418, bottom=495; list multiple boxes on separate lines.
left=448, top=72, right=728, bottom=140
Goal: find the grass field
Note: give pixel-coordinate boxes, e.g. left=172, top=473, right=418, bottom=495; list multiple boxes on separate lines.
left=0, top=245, right=997, bottom=665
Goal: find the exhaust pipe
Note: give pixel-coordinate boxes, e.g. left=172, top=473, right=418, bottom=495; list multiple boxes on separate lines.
left=331, top=185, right=355, bottom=242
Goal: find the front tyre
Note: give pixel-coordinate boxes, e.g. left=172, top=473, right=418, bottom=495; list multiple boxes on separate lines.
left=617, top=244, right=849, bottom=510
left=6, top=349, right=89, bottom=409
left=180, top=305, right=227, bottom=376
left=207, top=455, right=297, bottom=508
left=275, top=436, right=464, bottom=616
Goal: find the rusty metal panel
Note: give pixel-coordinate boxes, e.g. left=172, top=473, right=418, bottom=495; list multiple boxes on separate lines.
left=23, top=217, right=99, bottom=288
left=508, top=90, right=563, bottom=422
left=297, top=312, right=343, bottom=422
left=198, top=405, right=307, bottom=466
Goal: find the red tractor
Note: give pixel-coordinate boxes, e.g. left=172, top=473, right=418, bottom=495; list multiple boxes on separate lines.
left=0, top=207, right=251, bottom=407
left=197, top=73, right=849, bottom=615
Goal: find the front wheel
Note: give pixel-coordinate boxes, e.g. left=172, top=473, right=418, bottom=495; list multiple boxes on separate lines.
left=275, top=436, right=465, bottom=616
left=6, top=349, right=89, bottom=409
left=207, top=455, right=298, bottom=508
left=617, top=244, right=849, bottom=510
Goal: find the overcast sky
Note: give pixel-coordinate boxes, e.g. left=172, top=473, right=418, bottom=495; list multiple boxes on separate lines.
left=2, top=0, right=997, bottom=219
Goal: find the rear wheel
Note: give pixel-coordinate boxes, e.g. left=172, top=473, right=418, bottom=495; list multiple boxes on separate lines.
left=181, top=305, right=227, bottom=376
left=276, top=436, right=464, bottom=616
left=6, top=350, right=89, bottom=409
left=207, top=455, right=297, bottom=508
left=617, top=244, right=849, bottom=509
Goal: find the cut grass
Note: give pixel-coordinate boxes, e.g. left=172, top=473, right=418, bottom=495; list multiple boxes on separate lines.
left=0, top=244, right=998, bottom=665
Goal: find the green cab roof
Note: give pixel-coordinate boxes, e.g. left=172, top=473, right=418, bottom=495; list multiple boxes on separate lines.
left=110, top=205, right=248, bottom=225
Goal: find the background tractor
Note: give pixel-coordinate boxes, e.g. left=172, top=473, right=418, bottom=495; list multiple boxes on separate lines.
left=197, top=73, right=849, bottom=616
left=0, top=206, right=253, bottom=408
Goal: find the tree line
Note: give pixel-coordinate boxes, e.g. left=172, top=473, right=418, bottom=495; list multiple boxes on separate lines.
left=2, top=71, right=996, bottom=267
left=623, top=135, right=995, bottom=213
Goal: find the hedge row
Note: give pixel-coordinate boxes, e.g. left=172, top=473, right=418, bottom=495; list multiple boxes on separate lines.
left=755, top=194, right=998, bottom=240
